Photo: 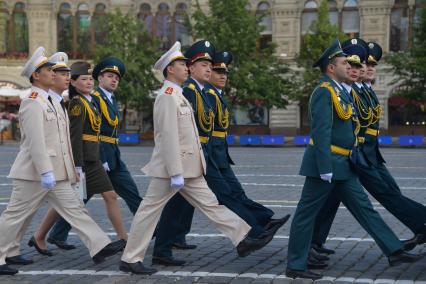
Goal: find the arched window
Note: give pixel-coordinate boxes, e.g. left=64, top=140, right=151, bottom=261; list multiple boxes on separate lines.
left=328, top=0, right=338, bottom=26
left=301, top=0, right=318, bottom=35
left=256, top=2, right=272, bottom=49
left=57, top=3, right=73, bottom=55
left=76, top=3, right=91, bottom=58
left=156, top=3, right=171, bottom=50
left=0, top=2, right=8, bottom=56
left=342, top=0, right=359, bottom=38
left=93, top=3, right=107, bottom=45
left=10, top=2, right=28, bottom=56
left=138, top=3, right=154, bottom=35
left=174, top=3, right=190, bottom=48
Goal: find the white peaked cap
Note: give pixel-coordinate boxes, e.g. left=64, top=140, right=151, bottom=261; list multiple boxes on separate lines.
left=21, top=47, right=50, bottom=79
left=154, top=41, right=187, bottom=73
left=49, top=52, right=70, bottom=71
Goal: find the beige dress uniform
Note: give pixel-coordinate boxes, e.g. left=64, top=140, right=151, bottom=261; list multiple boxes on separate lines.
left=0, top=49, right=112, bottom=265
left=121, top=78, right=251, bottom=264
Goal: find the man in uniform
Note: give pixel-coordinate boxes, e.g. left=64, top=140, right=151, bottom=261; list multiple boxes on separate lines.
left=119, top=41, right=271, bottom=274
left=31, top=51, right=78, bottom=252
left=312, top=39, right=426, bottom=255
left=0, top=47, right=124, bottom=275
left=152, top=42, right=283, bottom=266
left=44, top=57, right=144, bottom=246
left=285, top=40, right=421, bottom=280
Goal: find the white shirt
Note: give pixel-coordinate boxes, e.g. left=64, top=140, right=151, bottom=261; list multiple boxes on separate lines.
left=364, top=81, right=372, bottom=88
left=341, top=82, right=352, bottom=94
left=191, top=77, right=204, bottom=92
left=48, top=89, right=64, bottom=103
left=83, top=94, right=92, bottom=102
left=332, top=80, right=343, bottom=92
left=164, top=79, right=183, bottom=94
left=99, top=86, right=114, bottom=104
left=354, top=82, right=364, bottom=89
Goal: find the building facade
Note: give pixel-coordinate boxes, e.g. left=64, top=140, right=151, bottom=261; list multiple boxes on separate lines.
left=0, top=0, right=425, bottom=135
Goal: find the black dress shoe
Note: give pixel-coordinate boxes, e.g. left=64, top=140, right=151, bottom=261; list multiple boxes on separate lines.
left=152, top=256, right=186, bottom=266
left=28, top=236, right=53, bottom=256
left=92, top=239, right=126, bottom=264
left=5, top=255, right=33, bottom=265
left=172, top=242, right=197, bottom=250
left=312, top=243, right=335, bottom=255
left=388, top=250, right=423, bottom=266
left=119, top=261, right=157, bottom=275
left=307, top=255, right=328, bottom=269
left=264, top=214, right=291, bottom=231
left=47, top=238, right=76, bottom=250
left=0, top=264, right=18, bottom=275
left=286, top=268, right=322, bottom=280
left=236, top=227, right=276, bottom=257
left=310, top=248, right=330, bottom=261
left=402, top=233, right=426, bottom=251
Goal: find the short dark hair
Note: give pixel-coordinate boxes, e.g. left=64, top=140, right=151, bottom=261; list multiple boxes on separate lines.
left=320, top=57, right=338, bottom=73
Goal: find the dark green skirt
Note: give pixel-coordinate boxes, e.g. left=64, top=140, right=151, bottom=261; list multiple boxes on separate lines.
left=83, top=160, right=114, bottom=195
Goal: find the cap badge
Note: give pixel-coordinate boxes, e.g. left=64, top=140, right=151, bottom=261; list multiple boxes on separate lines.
left=351, top=39, right=357, bottom=44
left=205, top=41, right=210, bottom=47
left=369, top=43, right=375, bottom=49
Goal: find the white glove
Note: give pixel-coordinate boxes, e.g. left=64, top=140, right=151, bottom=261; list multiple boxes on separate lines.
left=76, top=167, right=83, bottom=178
left=41, top=171, right=56, bottom=189
left=320, top=173, right=333, bottom=183
left=102, top=162, right=110, bottom=172
left=170, top=174, right=184, bottom=190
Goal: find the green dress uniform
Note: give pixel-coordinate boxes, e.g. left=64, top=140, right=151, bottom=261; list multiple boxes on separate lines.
left=287, top=40, right=402, bottom=273
left=312, top=40, right=426, bottom=249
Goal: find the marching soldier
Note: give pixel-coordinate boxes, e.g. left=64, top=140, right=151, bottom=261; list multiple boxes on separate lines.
left=0, top=47, right=124, bottom=275
left=119, top=41, right=271, bottom=274
left=312, top=39, right=426, bottom=256
left=44, top=57, right=144, bottom=246
left=359, top=42, right=426, bottom=250
left=153, top=41, right=283, bottom=265
left=286, top=40, right=421, bottom=280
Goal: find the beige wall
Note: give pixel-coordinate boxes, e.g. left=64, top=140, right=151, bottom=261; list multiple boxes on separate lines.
left=0, top=0, right=399, bottom=131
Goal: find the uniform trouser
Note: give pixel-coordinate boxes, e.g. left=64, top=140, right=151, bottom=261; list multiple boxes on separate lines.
left=312, top=162, right=426, bottom=246
left=153, top=159, right=269, bottom=257
left=153, top=194, right=195, bottom=257
left=287, top=176, right=402, bottom=271
left=121, top=176, right=251, bottom=263
left=0, top=180, right=110, bottom=265
left=48, top=158, right=143, bottom=242
left=218, top=165, right=274, bottom=225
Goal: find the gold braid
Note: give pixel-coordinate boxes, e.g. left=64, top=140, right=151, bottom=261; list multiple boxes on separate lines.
left=351, top=89, right=372, bottom=128
left=208, top=89, right=229, bottom=130
left=189, top=84, right=214, bottom=133
left=320, top=82, right=353, bottom=121
left=363, top=87, right=382, bottom=124
left=79, top=97, right=101, bottom=133
left=92, top=91, right=119, bottom=128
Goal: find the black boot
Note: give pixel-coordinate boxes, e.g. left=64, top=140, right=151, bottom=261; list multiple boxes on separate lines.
left=92, top=239, right=126, bottom=264
left=152, top=256, right=185, bottom=266
left=5, top=255, right=33, bottom=265
left=388, top=250, right=423, bottom=266
left=312, top=243, right=335, bottom=255
left=286, top=268, right=322, bottom=280
left=0, top=264, right=18, bottom=275
left=47, top=237, right=76, bottom=250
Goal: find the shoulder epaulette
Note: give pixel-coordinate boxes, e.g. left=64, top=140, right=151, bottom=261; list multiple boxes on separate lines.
left=207, top=89, right=216, bottom=95
left=165, top=87, right=174, bottom=95
left=29, top=92, right=38, bottom=99
left=320, top=82, right=331, bottom=88
left=187, top=83, right=196, bottom=91
left=92, top=91, right=101, bottom=97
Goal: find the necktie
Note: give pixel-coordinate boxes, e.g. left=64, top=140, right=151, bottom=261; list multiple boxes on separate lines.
left=60, top=100, right=66, bottom=112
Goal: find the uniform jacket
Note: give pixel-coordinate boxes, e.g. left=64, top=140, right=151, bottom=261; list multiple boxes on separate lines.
left=358, top=83, right=385, bottom=166
left=143, top=80, right=206, bottom=178
left=299, top=75, right=357, bottom=180
left=92, top=87, right=121, bottom=171
left=204, top=82, right=234, bottom=168
left=68, top=94, right=102, bottom=167
left=9, top=86, right=77, bottom=183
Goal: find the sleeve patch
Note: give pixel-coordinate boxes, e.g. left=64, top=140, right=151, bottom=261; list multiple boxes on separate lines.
left=70, top=105, right=81, bottom=116
left=165, top=87, right=174, bottom=95
left=29, top=92, right=38, bottom=99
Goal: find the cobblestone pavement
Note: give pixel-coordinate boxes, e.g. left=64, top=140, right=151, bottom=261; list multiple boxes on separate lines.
left=0, top=146, right=425, bottom=283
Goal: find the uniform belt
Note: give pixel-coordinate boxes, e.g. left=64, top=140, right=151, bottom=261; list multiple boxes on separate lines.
left=99, top=135, right=119, bottom=144
left=309, top=138, right=352, bottom=157
left=212, top=131, right=227, bottom=138
left=357, top=137, right=365, bottom=144
left=82, top=134, right=99, bottom=142
left=365, top=128, right=379, bottom=136
left=199, top=136, right=209, bottom=144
